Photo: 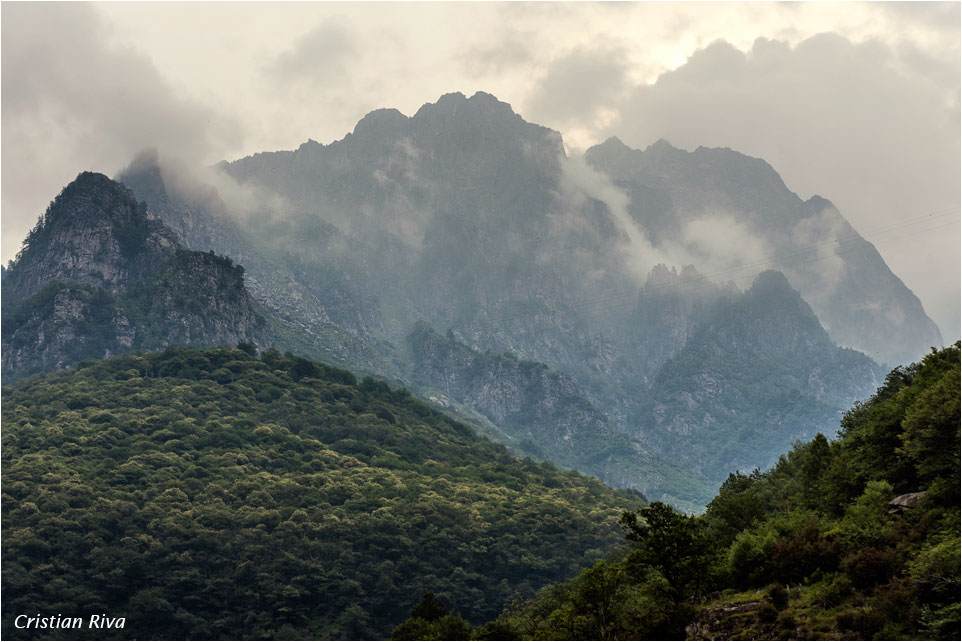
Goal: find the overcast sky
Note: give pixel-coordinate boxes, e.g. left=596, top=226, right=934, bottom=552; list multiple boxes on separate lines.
left=2, top=1, right=959, bottom=339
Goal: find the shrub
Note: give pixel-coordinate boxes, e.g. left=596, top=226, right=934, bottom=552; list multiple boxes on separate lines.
left=767, top=583, right=789, bottom=610
left=841, top=545, right=897, bottom=589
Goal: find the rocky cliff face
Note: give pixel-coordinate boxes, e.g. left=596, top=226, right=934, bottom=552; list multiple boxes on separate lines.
left=406, top=321, right=715, bottom=509
left=2, top=173, right=268, bottom=380
left=3, top=172, right=179, bottom=305
left=409, top=321, right=612, bottom=451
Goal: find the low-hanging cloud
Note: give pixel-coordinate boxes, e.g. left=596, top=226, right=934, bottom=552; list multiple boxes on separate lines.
left=1, top=2, right=243, bottom=263
left=675, top=213, right=770, bottom=288
left=526, top=46, right=630, bottom=128
left=558, top=155, right=671, bottom=282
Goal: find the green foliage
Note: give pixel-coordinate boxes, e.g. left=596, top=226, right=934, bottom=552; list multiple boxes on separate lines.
left=113, top=216, right=151, bottom=259
left=899, top=358, right=961, bottom=484
left=705, top=471, right=765, bottom=546
left=391, top=593, right=473, bottom=641
left=620, top=502, right=713, bottom=599
left=1, top=347, right=642, bottom=640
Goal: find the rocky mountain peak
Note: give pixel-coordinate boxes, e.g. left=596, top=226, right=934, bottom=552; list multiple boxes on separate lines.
left=2, top=172, right=268, bottom=381
left=646, top=138, right=681, bottom=154
left=718, top=269, right=831, bottom=353
left=3, top=172, right=179, bottom=305
left=407, top=91, right=564, bottom=159
left=123, top=148, right=163, bottom=180
left=351, top=108, right=409, bottom=141
left=413, top=91, right=518, bottom=123
left=116, top=150, right=172, bottom=212
left=748, top=269, right=795, bottom=297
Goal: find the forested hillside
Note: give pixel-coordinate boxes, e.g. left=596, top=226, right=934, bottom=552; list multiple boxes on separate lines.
left=396, top=343, right=960, bottom=640
left=1, top=347, right=644, bottom=640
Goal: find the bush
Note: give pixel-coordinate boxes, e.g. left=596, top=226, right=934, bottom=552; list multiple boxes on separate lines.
left=841, top=545, right=896, bottom=589
left=769, top=524, right=841, bottom=583
left=767, top=583, right=788, bottom=610
left=776, top=610, right=796, bottom=633
left=757, top=601, right=777, bottom=623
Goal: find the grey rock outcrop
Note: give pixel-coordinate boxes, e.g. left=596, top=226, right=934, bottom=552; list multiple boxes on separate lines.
left=2, top=172, right=268, bottom=381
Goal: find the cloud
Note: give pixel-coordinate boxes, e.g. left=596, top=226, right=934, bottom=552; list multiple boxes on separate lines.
left=265, top=19, right=357, bottom=87
left=612, top=33, right=959, bottom=215
left=677, top=213, right=769, bottom=284
left=1, top=2, right=242, bottom=263
left=877, top=1, right=961, bottom=34
left=526, top=47, right=630, bottom=127
left=460, top=30, right=536, bottom=76
left=558, top=156, right=670, bottom=281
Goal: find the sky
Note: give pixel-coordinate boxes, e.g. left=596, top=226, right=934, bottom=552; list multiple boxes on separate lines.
left=2, top=1, right=959, bottom=339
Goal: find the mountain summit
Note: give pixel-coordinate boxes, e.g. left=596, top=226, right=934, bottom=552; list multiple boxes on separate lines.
left=2, top=172, right=267, bottom=380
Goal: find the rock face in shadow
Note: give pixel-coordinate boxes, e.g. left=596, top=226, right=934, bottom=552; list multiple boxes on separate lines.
left=2, top=172, right=268, bottom=380
left=406, top=321, right=716, bottom=509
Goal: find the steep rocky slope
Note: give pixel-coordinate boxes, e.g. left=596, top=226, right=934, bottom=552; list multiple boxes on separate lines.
left=406, top=321, right=715, bottom=507
left=638, top=271, right=882, bottom=479
left=115, top=152, right=397, bottom=375
left=2, top=172, right=267, bottom=380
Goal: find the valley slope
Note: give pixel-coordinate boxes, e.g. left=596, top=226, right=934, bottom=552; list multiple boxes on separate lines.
left=0, top=347, right=644, bottom=640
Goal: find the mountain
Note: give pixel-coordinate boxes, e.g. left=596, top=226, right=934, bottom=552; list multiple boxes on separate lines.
left=1, top=172, right=267, bottom=380
left=0, top=346, right=644, bottom=640
left=198, top=92, right=908, bottom=502
left=584, top=136, right=943, bottom=367
left=11, top=91, right=930, bottom=507
left=115, top=151, right=400, bottom=377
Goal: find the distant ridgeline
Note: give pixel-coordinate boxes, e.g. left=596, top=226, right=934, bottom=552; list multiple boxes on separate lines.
left=0, top=347, right=644, bottom=640
left=1, top=172, right=268, bottom=381
left=395, top=343, right=959, bottom=641
left=114, top=91, right=942, bottom=507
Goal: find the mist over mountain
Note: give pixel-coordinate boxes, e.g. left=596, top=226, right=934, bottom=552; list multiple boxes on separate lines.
left=103, top=90, right=934, bottom=505
left=584, top=136, right=943, bottom=367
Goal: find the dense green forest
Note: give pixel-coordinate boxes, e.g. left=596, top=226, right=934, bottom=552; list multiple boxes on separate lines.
left=1, top=347, right=644, bottom=640
left=395, top=343, right=960, bottom=640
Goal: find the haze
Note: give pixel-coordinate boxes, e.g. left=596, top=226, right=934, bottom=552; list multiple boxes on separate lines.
left=2, top=1, right=959, bottom=339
